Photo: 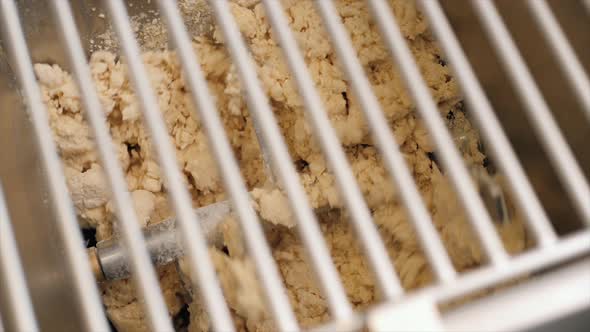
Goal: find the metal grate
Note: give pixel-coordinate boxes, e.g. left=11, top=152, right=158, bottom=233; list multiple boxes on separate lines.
left=1, top=0, right=589, bottom=331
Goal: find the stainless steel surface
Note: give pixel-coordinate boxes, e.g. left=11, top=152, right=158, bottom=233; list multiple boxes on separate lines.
left=438, top=0, right=590, bottom=235
left=472, top=0, right=590, bottom=226
left=0, top=185, right=39, bottom=332
left=418, top=0, right=558, bottom=247
left=0, top=0, right=589, bottom=331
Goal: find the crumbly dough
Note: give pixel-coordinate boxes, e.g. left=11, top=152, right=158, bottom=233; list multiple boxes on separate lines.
left=35, top=0, right=527, bottom=331
left=251, top=188, right=295, bottom=228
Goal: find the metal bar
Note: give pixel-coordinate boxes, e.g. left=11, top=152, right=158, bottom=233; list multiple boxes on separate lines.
left=0, top=186, right=40, bottom=332
left=158, top=0, right=353, bottom=324
left=434, top=230, right=590, bottom=302
left=262, top=0, right=456, bottom=286
left=50, top=1, right=173, bottom=331
left=366, top=0, right=509, bottom=266
left=308, top=230, right=590, bottom=332
left=418, top=0, right=558, bottom=247
left=0, top=1, right=110, bottom=330
left=443, top=257, right=590, bottom=332
left=103, top=1, right=236, bottom=331
left=313, top=228, right=590, bottom=332
left=526, top=0, right=590, bottom=123
left=472, top=0, right=590, bottom=226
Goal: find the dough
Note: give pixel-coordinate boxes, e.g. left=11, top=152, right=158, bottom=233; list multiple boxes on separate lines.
left=35, top=0, right=527, bottom=331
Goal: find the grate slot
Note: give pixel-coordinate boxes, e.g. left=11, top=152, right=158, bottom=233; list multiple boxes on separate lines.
left=50, top=1, right=174, bottom=330
left=472, top=0, right=590, bottom=226
left=0, top=185, right=39, bottom=332
left=418, top=0, right=558, bottom=247
left=364, top=0, right=509, bottom=265
left=103, top=1, right=239, bottom=331
left=525, top=0, right=590, bottom=123
left=0, top=1, right=109, bottom=330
